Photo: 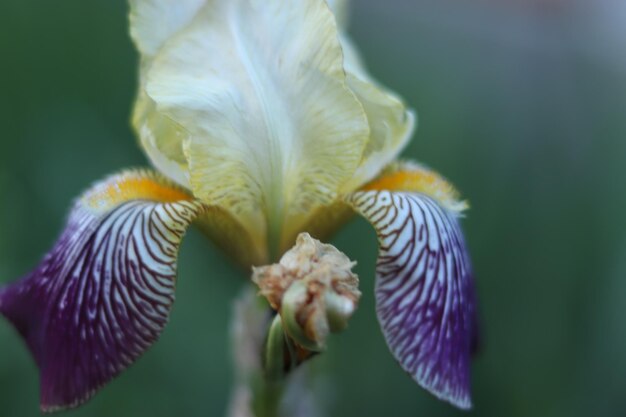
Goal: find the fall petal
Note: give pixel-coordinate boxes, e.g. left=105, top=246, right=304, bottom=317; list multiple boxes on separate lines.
left=0, top=170, right=205, bottom=412
left=346, top=178, right=477, bottom=409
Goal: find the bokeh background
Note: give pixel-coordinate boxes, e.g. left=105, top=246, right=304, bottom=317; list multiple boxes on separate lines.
left=1, top=0, right=625, bottom=416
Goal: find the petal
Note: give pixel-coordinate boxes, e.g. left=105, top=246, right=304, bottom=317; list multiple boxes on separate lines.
left=144, top=0, right=369, bottom=243
left=341, top=76, right=416, bottom=192
left=326, top=0, right=350, bottom=29
left=195, top=205, right=268, bottom=267
left=280, top=100, right=416, bottom=251
left=345, top=167, right=477, bottom=409
left=0, top=170, right=205, bottom=412
left=132, top=87, right=191, bottom=189
left=131, top=93, right=269, bottom=265
left=279, top=200, right=355, bottom=256
left=128, top=0, right=206, bottom=58
left=330, top=4, right=417, bottom=193
left=363, top=161, right=469, bottom=214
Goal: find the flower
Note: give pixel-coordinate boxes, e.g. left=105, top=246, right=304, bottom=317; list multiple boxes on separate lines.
left=0, top=0, right=478, bottom=413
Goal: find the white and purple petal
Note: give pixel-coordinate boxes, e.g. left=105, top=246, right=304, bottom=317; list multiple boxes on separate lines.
left=347, top=190, right=477, bottom=409
left=0, top=170, right=204, bottom=412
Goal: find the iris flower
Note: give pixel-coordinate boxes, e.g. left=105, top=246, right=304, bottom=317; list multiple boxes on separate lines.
left=0, top=0, right=478, bottom=413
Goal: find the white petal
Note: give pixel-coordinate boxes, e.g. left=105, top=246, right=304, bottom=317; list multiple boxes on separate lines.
left=129, top=0, right=206, bottom=57
left=326, top=0, right=350, bottom=29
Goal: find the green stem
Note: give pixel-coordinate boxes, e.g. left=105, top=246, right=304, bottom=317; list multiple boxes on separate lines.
left=229, top=287, right=289, bottom=417
left=251, top=377, right=285, bottom=417
left=253, top=315, right=289, bottom=417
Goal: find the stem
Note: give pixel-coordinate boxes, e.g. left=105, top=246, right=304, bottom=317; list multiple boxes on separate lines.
left=228, top=286, right=289, bottom=417
left=229, top=286, right=325, bottom=417
left=251, top=377, right=285, bottom=417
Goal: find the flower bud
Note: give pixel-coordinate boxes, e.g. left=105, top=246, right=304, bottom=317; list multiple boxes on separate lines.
left=252, top=233, right=360, bottom=351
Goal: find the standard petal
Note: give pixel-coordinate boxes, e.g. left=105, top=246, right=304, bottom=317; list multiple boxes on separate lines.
left=345, top=168, right=477, bottom=409
left=326, top=0, right=350, bottom=29
left=129, top=0, right=206, bottom=58
left=330, top=3, right=417, bottom=193
left=133, top=77, right=267, bottom=265
left=0, top=170, right=205, bottom=412
left=132, top=88, right=191, bottom=189
left=145, top=0, right=369, bottom=246
left=341, top=75, right=416, bottom=192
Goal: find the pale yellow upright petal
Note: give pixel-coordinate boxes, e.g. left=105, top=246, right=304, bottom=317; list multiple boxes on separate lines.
left=129, top=0, right=206, bottom=57
left=145, top=0, right=369, bottom=253
left=342, top=75, right=416, bottom=192
left=129, top=0, right=205, bottom=189
left=132, top=88, right=191, bottom=188
left=326, top=0, right=350, bottom=29
left=330, top=3, right=417, bottom=192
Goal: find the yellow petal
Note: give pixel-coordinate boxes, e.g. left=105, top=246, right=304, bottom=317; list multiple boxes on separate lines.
left=145, top=0, right=369, bottom=255
left=195, top=206, right=268, bottom=267
left=279, top=199, right=355, bottom=256
left=132, top=87, right=191, bottom=188
left=341, top=75, right=416, bottom=192
left=129, top=0, right=203, bottom=188
left=325, top=2, right=416, bottom=193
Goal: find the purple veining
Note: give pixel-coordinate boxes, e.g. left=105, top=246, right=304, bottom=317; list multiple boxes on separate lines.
left=0, top=197, right=200, bottom=412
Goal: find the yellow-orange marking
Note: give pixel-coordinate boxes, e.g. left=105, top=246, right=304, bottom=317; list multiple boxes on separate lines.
left=84, top=172, right=193, bottom=211
left=361, top=169, right=468, bottom=213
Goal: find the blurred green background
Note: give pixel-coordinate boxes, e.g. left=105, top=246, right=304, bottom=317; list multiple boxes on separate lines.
left=1, top=0, right=625, bottom=416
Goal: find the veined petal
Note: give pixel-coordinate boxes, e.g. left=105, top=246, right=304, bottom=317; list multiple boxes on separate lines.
left=144, top=0, right=369, bottom=246
left=0, top=170, right=205, bottom=412
left=345, top=166, right=477, bottom=409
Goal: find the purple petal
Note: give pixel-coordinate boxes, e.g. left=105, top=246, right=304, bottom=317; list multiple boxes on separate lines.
left=0, top=171, right=204, bottom=412
left=348, top=190, right=477, bottom=409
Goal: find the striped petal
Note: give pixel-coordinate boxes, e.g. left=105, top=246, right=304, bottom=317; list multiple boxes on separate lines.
left=346, top=166, right=477, bottom=409
left=0, top=170, right=205, bottom=412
